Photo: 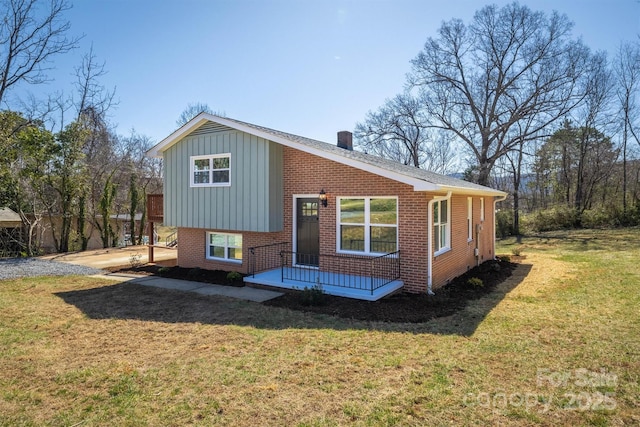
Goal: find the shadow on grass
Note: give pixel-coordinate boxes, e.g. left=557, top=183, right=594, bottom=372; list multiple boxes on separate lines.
left=55, top=262, right=532, bottom=335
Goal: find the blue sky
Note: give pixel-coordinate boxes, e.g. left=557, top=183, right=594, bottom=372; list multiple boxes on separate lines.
left=12, top=0, right=640, bottom=145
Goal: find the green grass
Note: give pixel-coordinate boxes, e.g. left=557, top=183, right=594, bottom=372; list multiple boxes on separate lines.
left=0, top=228, right=639, bottom=425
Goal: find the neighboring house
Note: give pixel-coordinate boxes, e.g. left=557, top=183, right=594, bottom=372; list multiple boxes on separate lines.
left=0, top=207, right=23, bottom=256
left=147, top=113, right=506, bottom=300
left=109, top=213, right=151, bottom=245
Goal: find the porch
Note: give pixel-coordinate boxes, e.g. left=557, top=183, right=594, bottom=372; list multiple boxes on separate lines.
left=245, top=242, right=403, bottom=301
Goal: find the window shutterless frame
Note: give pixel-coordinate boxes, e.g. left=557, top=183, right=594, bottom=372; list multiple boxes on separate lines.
left=190, top=153, right=231, bottom=187
left=433, top=197, right=451, bottom=256
left=337, top=196, right=398, bottom=255
left=206, top=231, right=242, bottom=263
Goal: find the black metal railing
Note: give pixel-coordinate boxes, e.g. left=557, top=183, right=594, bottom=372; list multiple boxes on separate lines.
left=279, top=250, right=401, bottom=295
left=165, top=231, right=178, bottom=247
left=248, top=242, right=290, bottom=276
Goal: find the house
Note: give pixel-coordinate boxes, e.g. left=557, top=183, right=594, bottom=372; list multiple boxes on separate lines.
left=146, top=113, right=506, bottom=300
left=109, top=213, right=151, bottom=245
left=0, top=207, right=23, bottom=256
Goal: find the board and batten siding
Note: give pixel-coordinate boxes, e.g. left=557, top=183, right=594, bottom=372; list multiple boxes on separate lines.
left=163, top=125, right=284, bottom=232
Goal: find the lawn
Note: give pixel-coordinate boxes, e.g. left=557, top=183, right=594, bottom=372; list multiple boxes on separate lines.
left=1, top=228, right=638, bottom=426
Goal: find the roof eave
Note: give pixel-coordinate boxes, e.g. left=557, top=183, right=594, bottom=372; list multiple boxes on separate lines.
left=438, top=185, right=507, bottom=197
left=146, top=114, right=505, bottom=196
left=146, top=112, right=215, bottom=158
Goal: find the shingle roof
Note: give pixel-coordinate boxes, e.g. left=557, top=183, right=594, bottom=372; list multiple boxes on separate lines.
left=0, top=207, right=21, bottom=225
left=148, top=113, right=506, bottom=196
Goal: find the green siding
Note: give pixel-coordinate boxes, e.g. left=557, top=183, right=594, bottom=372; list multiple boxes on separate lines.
left=163, top=125, right=284, bottom=232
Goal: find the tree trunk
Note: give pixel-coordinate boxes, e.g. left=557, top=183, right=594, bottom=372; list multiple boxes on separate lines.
left=477, top=161, right=493, bottom=186
left=77, top=193, right=88, bottom=251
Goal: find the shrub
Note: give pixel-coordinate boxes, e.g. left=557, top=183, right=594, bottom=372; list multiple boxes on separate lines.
left=511, top=247, right=523, bottom=257
left=129, top=252, right=143, bottom=268
left=521, top=206, right=577, bottom=232
left=495, top=210, right=514, bottom=238
left=581, top=205, right=640, bottom=228
left=467, top=277, right=484, bottom=288
left=158, top=266, right=171, bottom=276
left=581, top=207, right=611, bottom=229
left=496, top=255, right=511, bottom=262
left=226, top=271, right=243, bottom=284
left=187, top=267, right=202, bottom=279
left=299, top=283, right=326, bottom=306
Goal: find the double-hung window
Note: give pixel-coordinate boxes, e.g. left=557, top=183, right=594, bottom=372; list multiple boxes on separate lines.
left=434, top=198, right=450, bottom=254
left=338, top=197, right=397, bottom=254
left=191, top=154, right=231, bottom=187
left=206, top=232, right=242, bottom=262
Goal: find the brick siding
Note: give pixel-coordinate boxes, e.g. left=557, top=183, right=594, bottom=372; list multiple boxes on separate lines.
left=176, top=146, right=496, bottom=293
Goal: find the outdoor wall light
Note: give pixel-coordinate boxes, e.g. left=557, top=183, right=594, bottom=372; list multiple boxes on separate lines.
left=319, top=189, right=328, bottom=207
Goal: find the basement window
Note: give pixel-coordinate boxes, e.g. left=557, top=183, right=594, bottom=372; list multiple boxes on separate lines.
left=206, top=232, right=242, bottom=262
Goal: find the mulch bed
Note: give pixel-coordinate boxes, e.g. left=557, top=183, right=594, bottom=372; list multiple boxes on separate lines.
left=108, top=258, right=518, bottom=323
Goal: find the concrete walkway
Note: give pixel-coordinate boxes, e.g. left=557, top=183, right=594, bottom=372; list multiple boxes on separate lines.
left=92, top=272, right=284, bottom=303
left=41, top=245, right=177, bottom=268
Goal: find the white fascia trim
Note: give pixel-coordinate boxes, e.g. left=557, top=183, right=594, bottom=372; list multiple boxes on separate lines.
left=438, top=185, right=507, bottom=197
left=147, top=113, right=213, bottom=158
left=148, top=113, right=439, bottom=191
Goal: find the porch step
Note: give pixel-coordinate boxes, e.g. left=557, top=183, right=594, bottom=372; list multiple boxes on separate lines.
left=244, top=268, right=404, bottom=301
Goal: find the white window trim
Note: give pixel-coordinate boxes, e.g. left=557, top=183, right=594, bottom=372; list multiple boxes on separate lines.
left=336, top=196, right=398, bottom=256
left=434, top=196, right=451, bottom=257
left=190, top=153, right=231, bottom=187
left=480, top=197, right=485, bottom=222
left=206, top=231, right=242, bottom=263
left=467, top=197, right=473, bottom=242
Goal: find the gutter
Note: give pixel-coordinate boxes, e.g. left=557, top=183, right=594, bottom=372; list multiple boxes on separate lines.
left=492, top=193, right=508, bottom=259
left=427, top=191, right=451, bottom=296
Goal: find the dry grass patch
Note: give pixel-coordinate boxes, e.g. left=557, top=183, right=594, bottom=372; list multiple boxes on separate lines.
left=1, top=228, right=639, bottom=425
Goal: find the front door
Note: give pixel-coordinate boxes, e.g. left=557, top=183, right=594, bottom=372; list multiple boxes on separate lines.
left=296, top=198, right=320, bottom=267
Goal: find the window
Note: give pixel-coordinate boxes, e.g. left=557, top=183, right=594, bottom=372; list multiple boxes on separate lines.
left=338, top=197, right=397, bottom=254
left=190, top=154, right=231, bottom=187
left=206, top=232, right=242, bottom=262
left=480, top=197, right=485, bottom=222
left=467, top=197, right=473, bottom=241
left=433, top=198, right=450, bottom=254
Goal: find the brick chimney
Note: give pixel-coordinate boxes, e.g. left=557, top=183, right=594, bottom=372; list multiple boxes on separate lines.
left=337, top=131, right=353, bottom=151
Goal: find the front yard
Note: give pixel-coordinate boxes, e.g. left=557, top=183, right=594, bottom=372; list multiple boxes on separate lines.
left=1, top=228, right=638, bottom=425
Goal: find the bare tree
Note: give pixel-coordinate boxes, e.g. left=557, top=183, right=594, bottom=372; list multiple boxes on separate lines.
left=354, top=92, right=456, bottom=174
left=0, top=0, right=80, bottom=106
left=176, top=102, right=224, bottom=127
left=569, top=52, right=616, bottom=219
left=409, top=2, right=591, bottom=185
left=614, top=41, right=640, bottom=212
left=74, top=45, right=116, bottom=121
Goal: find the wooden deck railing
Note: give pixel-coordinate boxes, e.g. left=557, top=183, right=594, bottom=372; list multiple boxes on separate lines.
left=147, top=194, right=163, bottom=222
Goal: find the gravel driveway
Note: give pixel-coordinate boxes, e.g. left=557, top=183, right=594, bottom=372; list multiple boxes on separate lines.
left=0, top=258, right=105, bottom=280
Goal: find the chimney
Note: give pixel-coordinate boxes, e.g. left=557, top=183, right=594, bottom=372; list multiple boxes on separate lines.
left=337, top=131, right=353, bottom=151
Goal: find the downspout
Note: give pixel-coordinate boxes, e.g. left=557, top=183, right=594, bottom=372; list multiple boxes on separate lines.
left=492, top=193, right=508, bottom=259
left=475, top=222, right=481, bottom=267
left=427, top=191, right=451, bottom=296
